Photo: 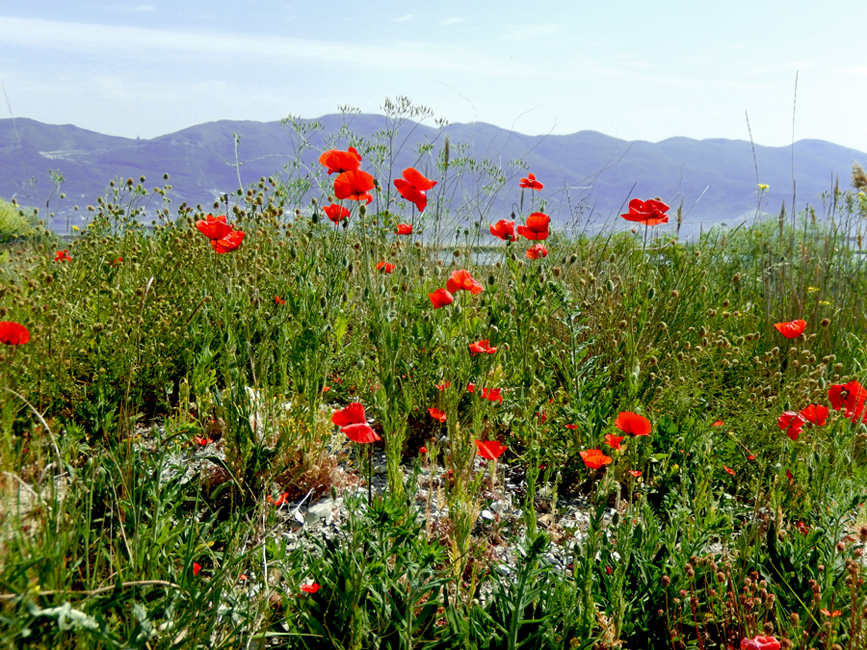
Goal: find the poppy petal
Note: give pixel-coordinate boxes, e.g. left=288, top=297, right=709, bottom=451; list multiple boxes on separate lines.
left=341, top=423, right=381, bottom=443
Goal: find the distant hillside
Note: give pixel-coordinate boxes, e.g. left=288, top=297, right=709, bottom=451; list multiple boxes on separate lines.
left=1, top=115, right=864, bottom=237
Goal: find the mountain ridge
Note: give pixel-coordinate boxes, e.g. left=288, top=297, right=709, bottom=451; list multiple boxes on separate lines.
left=1, top=114, right=864, bottom=236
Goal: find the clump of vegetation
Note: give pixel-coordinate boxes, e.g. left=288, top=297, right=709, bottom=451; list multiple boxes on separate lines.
left=1, top=100, right=867, bottom=648
left=0, top=198, right=45, bottom=244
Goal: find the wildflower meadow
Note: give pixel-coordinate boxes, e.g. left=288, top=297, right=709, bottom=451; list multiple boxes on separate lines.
left=2, top=102, right=867, bottom=649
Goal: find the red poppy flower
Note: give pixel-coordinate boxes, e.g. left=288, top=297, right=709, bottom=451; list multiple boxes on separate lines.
left=394, top=182, right=427, bottom=213
left=580, top=449, right=613, bottom=469
left=712, top=420, right=724, bottom=426
left=774, top=319, right=806, bottom=339
left=468, top=339, right=497, bottom=355
left=829, top=380, right=867, bottom=420
left=519, top=172, right=544, bottom=191
left=319, top=146, right=361, bottom=175
left=196, top=214, right=233, bottom=240
left=516, top=212, right=550, bottom=241
left=300, top=583, right=321, bottom=594
left=194, top=435, right=213, bottom=446
left=604, top=433, right=625, bottom=450
left=331, top=402, right=366, bottom=427
left=396, top=223, right=413, bottom=235
left=323, top=203, right=351, bottom=224
left=628, top=470, right=642, bottom=477
left=740, top=636, right=780, bottom=650
left=436, top=381, right=451, bottom=391
left=394, top=167, right=436, bottom=213
left=795, top=520, right=809, bottom=534
left=341, top=423, right=381, bottom=444
left=820, top=608, right=842, bottom=617
left=428, top=407, right=446, bottom=422
left=446, top=269, right=485, bottom=295
left=275, top=296, right=286, bottom=305
left=193, top=562, right=202, bottom=576
left=565, top=424, right=578, bottom=430
left=620, top=198, right=670, bottom=226
left=376, top=261, right=395, bottom=273
left=798, top=404, right=828, bottom=426
left=475, top=439, right=507, bottom=460
left=268, top=492, right=290, bottom=506
left=0, top=321, right=30, bottom=345
left=54, top=249, right=72, bottom=262
left=723, top=465, right=735, bottom=476
left=111, top=256, right=123, bottom=266
left=614, top=412, right=651, bottom=436
left=537, top=409, right=547, bottom=424
left=333, top=170, right=375, bottom=204
left=467, top=383, right=476, bottom=393
left=211, top=230, right=245, bottom=253
left=777, top=411, right=806, bottom=441
left=419, top=446, right=427, bottom=454
left=525, top=244, right=548, bottom=259
left=428, top=288, right=454, bottom=308
left=480, top=387, right=503, bottom=404
left=490, top=219, right=516, bottom=241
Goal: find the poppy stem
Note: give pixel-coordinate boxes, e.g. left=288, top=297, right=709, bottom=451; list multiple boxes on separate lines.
left=368, top=444, right=373, bottom=503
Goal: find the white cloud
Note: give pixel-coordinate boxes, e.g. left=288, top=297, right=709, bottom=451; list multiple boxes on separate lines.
left=0, top=15, right=505, bottom=75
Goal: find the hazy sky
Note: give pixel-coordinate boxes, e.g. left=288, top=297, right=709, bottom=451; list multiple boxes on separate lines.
left=2, top=1, right=865, bottom=151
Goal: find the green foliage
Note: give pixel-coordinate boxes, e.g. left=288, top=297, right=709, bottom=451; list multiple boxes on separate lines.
left=0, top=198, right=44, bottom=244
left=2, top=109, right=867, bottom=648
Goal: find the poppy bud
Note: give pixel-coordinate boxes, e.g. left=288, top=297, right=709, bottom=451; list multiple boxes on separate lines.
left=647, top=287, right=656, bottom=300
left=487, top=274, right=496, bottom=286
left=359, top=205, right=366, bottom=217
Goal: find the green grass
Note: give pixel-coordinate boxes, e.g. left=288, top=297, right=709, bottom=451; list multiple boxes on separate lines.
left=1, top=112, right=867, bottom=649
